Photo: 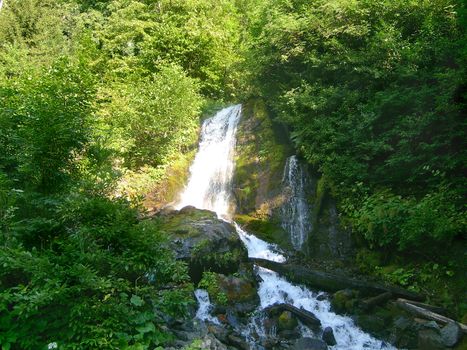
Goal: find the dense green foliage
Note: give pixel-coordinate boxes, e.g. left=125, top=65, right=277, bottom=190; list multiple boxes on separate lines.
left=244, top=0, right=466, bottom=316
left=0, top=0, right=244, bottom=348
left=1, top=0, right=466, bottom=347
left=247, top=0, right=466, bottom=251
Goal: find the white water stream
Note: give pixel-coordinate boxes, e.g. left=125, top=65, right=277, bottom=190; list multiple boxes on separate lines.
left=176, top=105, right=393, bottom=349
left=281, top=155, right=312, bottom=250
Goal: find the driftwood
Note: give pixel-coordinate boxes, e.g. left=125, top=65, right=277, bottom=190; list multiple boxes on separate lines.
left=361, top=292, right=393, bottom=310
left=264, top=303, right=321, bottom=328
left=251, top=258, right=424, bottom=301
left=397, top=298, right=447, bottom=315
left=395, top=299, right=467, bottom=334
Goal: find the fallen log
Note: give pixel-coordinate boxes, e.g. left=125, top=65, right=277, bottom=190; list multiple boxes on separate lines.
left=361, top=292, right=393, bottom=310
left=251, top=258, right=424, bottom=301
left=395, top=299, right=467, bottom=334
left=397, top=298, right=447, bottom=315
left=264, top=303, right=321, bottom=328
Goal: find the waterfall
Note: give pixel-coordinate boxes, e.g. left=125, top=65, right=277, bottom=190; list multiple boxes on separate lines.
left=281, top=155, right=312, bottom=250
left=194, top=289, right=220, bottom=325
left=177, top=105, right=394, bottom=350
left=175, top=104, right=242, bottom=219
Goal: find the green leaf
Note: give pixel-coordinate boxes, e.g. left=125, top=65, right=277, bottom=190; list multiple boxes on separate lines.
left=130, top=294, right=144, bottom=307
left=136, top=322, right=155, bottom=334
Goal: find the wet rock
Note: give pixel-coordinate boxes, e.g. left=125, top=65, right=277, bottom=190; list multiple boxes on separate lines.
left=263, top=317, right=279, bottom=336
left=265, top=303, right=321, bottom=328
left=389, top=316, right=419, bottom=349
left=331, top=289, right=359, bottom=313
left=322, top=327, right=337, bottom=346
left=217, top=274, right=259, bottom=314
left=227, top=334, right=249, bottom=350
left=261, top=337, right=280, bottom=349
left=293, top=337, right=328, bottom=350
left=199, top=334, right=229, bottom=350
left=418, top=328, right=445, bottom=350
left=307, top=199, right=355, bottom=263
left=355, top=314, right=387, bottom=334
left=278, top=311, right=298, bottom=331
left=440, top=322, right=462, bottom=347
left=156, top=207, right=248, bottom=282
left=207, top=324, right=229, bottom=343
left=278, top=329, right=301, bottom=340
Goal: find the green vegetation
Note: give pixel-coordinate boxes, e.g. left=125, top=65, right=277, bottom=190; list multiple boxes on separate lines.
left=0, top=0, right=244, bottom=348
left=198, top=272, right=228, bottom=306
left=245, top=0, right=466, bottom=316
left=1, top=0, right=466, bottom=347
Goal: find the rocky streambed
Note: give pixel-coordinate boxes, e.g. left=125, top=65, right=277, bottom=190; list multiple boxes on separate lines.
left=149, top=207, right=465, bottom=350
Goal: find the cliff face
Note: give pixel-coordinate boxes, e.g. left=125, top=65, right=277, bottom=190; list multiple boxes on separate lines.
left=233, top=99, right=354, bottom=261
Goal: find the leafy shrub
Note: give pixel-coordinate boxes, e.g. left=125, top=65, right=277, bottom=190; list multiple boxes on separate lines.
left=0, top=194, right=193, bottom=350
left=353, top=185, right=466, bottom=250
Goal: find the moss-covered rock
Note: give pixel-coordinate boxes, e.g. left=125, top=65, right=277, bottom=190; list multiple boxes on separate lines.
left=234, top=214, right=291, bottom=249
left=331, top=289, right=360, bottom=314
left=144, top=148, right=197, bottom=211
left=155, top=206, right=248, bottom=283
left=278, top=311, right=298, bottom=331
left=199, top=271, right=259, bottom=314
left=232, top=99, right=293, bottom=241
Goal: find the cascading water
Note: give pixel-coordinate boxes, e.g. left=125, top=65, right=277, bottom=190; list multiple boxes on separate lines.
left=194, top=289, right=221, bottom=325
left=175, top=104, right=242, bottom=218
left=281, top=155, right=313, bottom=250
left=176, top=105, right=394, bottom=349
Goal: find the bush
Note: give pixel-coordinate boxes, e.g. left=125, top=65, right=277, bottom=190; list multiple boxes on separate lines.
left=0, top=194, right=193, bottom=350
left=353, top=185, right=466, bottom=250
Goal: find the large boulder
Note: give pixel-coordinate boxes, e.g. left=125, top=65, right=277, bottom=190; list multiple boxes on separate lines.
left=216, top=274, right=259, bottom=314
left=440, top=322, right=462, bottom=347
left=157, top=206, right=248, bottom=282
left=278, top=311, right=298, bottom=331
left=331, top=289, right=359, bottom=314
left=418, top=321, right=445, bottom=350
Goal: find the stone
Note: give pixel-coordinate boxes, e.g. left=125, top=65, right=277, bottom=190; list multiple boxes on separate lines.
left=440, top=322, right=462, bottom=347
left=227, top=334, right=249, bottom=350
left=322, top=327, right=337, bottom=346
left=293, top=337, right=328, bottom=350
left=278, top=311, right=299, bottom=331
left=278, top=329, right=301, bottom=340
left=217, top=274, right=259, bottom=313
left=261, top=337, right=280, bottom=349
left=418, top=328, right=445, bottom=350
left=156, top=207, right=248, bottom=282
left=331, top=289, right=358, bottom=314
left=207, top=324, right=228, bottom=343
left=394, top=316, right=412, bottom=331
left=200, top=334, right=229, bottom=350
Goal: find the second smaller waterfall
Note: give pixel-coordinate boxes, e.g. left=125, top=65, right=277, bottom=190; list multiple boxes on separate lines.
left=280, top=155, right=313, bottom=250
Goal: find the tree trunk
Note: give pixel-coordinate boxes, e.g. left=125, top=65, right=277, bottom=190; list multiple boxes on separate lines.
left=251, top=258, right=424, bottom=300
left=395, top=299, right=467, bottom=334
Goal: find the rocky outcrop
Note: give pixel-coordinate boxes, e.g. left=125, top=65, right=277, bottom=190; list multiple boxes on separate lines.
left=232, top=99, right=294, bottom=248
left=232, top=100, right=355, bottom=261
left=156, top=206, right=248, bottom=282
